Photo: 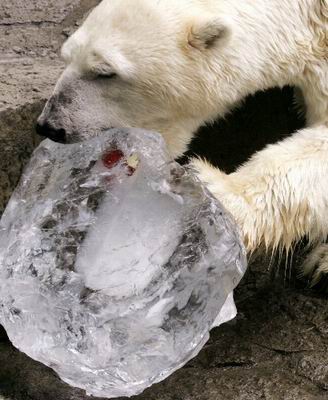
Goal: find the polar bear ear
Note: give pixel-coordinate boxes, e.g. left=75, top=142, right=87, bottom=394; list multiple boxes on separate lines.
left=188, top=18, right=231, bottom=50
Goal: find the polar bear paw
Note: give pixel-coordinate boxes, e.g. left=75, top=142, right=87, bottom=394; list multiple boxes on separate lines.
left=301, top=244, right=328, bottom=293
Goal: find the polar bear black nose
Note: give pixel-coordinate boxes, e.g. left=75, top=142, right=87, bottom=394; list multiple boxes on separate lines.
left=36, top=122, right=67, bottom=144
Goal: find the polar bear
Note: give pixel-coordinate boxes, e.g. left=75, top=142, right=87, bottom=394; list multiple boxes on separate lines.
left=36, top=0, right=328, bottom=289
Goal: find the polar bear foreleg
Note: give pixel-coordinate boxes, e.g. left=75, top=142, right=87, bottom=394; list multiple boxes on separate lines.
left=191, top=124, right=328, bottom=289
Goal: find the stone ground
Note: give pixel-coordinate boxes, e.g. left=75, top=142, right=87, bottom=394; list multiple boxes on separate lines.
left=0, top=1, right=327, bottom=400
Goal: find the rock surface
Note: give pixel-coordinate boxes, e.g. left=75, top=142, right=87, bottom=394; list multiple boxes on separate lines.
left=0, top=1, right=327, bottom=400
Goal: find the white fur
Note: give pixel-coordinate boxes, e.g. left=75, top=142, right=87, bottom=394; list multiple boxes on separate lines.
left=38, top=0, right=328, bottom=285
left=302, top=243, right=328, bottom=285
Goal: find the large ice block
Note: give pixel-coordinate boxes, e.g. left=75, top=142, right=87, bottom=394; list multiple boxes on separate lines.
left=0, top=128, right=246, bottom=398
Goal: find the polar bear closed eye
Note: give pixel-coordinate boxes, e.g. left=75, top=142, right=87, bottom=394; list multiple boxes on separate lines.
left=36, top=0, right=328, bottom=290
left=36, top=0, right=238, bottom=157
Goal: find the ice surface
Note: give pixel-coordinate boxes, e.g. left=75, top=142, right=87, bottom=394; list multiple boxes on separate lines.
left=0, top=128, right=247, bottom=398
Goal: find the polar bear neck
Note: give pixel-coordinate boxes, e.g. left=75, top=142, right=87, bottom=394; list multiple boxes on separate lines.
left=180, top=0, right=327, bottom=124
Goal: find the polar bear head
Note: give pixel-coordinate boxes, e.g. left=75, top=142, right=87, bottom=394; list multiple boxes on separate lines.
left=36, top=0, right=237, bottom=157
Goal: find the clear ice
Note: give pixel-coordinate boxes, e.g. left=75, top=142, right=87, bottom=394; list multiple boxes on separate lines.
left=0, top=129, right=247, bottom=398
